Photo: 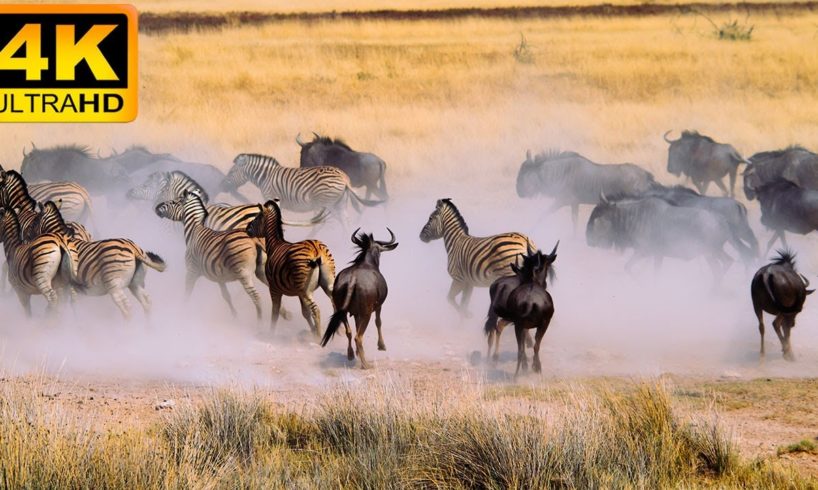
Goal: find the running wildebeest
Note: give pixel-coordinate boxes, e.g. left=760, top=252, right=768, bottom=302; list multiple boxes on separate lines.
left=586, top=194, right=737, bottom=279
left=297, top=133, right=389, bottom=200
left=663, top=130, right=746, bottom=197
left=751, top=250, right=813, bottom=361
left=646, top=185, right=758, bottom=262
left=485, top=248, right=557, bottom=376
left=484, top=243, right=558, bottom=364
left=21, top=144, right=132, bottom=195
left=320, top=228, right=398, bottom=369
left=749, top=178, right=818, bottom=254
left=744, top=146, right=818, bottom=200
left=516, top=150, right=658, bottom=229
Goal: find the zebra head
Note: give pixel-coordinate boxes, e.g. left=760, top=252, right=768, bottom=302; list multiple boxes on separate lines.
left=127, top=171, right=169, bottom=201
left=247, top=199, right=284, bottom=240
left=223, top=154, right=254, bottom=191
left=420, top=198, right=449, bottom=242
left=155, top=197, right=184, bottom=222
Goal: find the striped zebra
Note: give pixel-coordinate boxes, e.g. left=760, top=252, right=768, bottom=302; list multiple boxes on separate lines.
left=31, top=201, right=166, bottom=320
left=155, top=197, right=328, bottom=231
left=0, top=163, right=94, bottom=227
left=419, top=198, right=537, bottom=315
left=169, top=191, right=267, bottom=320
left=246, top=199, right=336, bottom=336
left=127, top=170, right=209, bottom=205
left=222, top=153, right=383, bottom=226
left=0, top=206, right=79, bottom=316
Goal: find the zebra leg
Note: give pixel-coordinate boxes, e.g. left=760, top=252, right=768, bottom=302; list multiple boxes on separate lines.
left=446, top=281, right=464, bottom=313
left=185, top=271, right=200, bottom=301
left=128, top=284, right=153, bottom=318
left=238, top=275, right=263, bottom=321
left=299, top=294, right=322, bottom=338
left=217, top=283, right=238, bottom=317
left=459, top=285, right=474, bottom=318
left=353, top=311, right=372, bottom=369
left=375, top=305, right=386, bottom=351
left=0, top=262, right=7, bottom=293
left=109, top=287, right=132, bottom=321
left=269, top=291, right=282, bottom=331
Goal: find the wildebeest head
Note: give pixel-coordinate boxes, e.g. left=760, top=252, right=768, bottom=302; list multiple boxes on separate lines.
left=511, top=242, right=559, bottom=287
left=586, top=195, right=617, bottom=248
left=127, top=171, right=170, bottom=201
left=516, top=150, right=543, bottom=198
left=420, top=198, right=465, bottom=243
left=742, top=163, right=761, bottom=200
left=663, top=130, right=687, bottom=176
left=350, top=228, right=399, bottom=265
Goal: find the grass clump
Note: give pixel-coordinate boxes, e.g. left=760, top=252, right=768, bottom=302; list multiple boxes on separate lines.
left=778, top=439, right=818, bottom=456
left=513, top=33, right=535, bottom=64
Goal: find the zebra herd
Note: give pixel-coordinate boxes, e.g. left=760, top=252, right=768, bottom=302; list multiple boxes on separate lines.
left=2, top=130, right=818, bottom=374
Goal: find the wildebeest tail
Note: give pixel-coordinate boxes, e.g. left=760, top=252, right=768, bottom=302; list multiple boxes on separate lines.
left=321, top=279, right=354, bottom=347
left=140, top=251, right=167, bottom=272
left=346, top=187, right=385, bottom=212
left=484, top=310, right=498, bottom=337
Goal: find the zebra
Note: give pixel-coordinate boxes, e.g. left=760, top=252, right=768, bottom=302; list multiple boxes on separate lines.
left=155, top=195, right=327, bottom=231
left=0, top=206, right=79, bottom=316
left=169, top=191, right=268, bottom=320
left=221, top=153, right=383, bottom=227
left=419, top=198, right=537, bottom=316
left=30, top=201, right=166, bottom=320
left=246, top=199, right=336, bottom=337
left=127, top=170, right=209, bottom=206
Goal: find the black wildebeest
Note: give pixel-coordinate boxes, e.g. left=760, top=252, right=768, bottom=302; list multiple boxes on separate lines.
left=297, top=133, right=389, bottom=200
left=586, top=194, right=737, bottom=279
left=484, top=243, right=558, bottom=363
left=484, top=248, right=557, bottom=376
left=516, top=150, right=658, bottom=229
left=320, top=228, right=398, bottom=369
left=664, top=130, right=746, bottom=197
left=646, top=185, right=758, bottom=262
left=749, top=178, right=818, bottom=254
left=751, top=250, right=813, bottom=361
left=21, top=144, right=132, bottom=195
left=744, top=146, right=818, bottom=200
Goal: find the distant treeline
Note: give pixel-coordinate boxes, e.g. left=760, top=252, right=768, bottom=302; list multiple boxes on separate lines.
left=139, top=1, right=818, bottom=33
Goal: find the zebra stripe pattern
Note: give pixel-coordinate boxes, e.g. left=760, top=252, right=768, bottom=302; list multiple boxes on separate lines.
left=0, top=207, right=78, bottom=316
left=127, top=170, right=209, bottom=205
left=419, top=198, right=536, bottom=313
left=246, top=199, right=335, bottom=336
left=223, top=153, right=380, bottom=219
left=156, top=199, right=259, bottom=231
left=28, top=181, right=94, bottom=227
left=33, top=201, right=166, bottom=319
left=174, top=191, right=267, bottom=320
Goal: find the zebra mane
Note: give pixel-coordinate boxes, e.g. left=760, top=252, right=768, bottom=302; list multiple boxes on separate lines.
left=262, top=200, right=285, bottom=240
left=40, top=200, right=72, bottom=236
left=438, top=198, right=469, bottom=234
left=2, top=170, right=37, bottom=211
left=240, top=153, right=280, bottom=166
left=170, top=171, right=209, bottom=203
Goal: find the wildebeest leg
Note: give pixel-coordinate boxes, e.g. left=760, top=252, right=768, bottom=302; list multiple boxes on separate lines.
left=375, top=306, right=386, bottom=351
left=624, top=253, right=644, bottom=275
left=764, top=231, right=783, bottom=256
left=692, top=180, right=707, bottom=195
left=755, top=306, right=765, bottom=360
left=447, top=281, right=464, bottom=312
left=354, top=312, right=373, bottom=369
left=299, top=294, right=322, bottom=337
left=494, top=319, right=510, bottom=362
left=238, top=275, right=263, bottom=321
left=713, top=178, right=729, bottom=197
left=571, top=204, right=579, bottom=233
left=782, top=316, right=795, bottom=361
left=269, top=291, right=282, bottom=331
left=728, top=167, right=738, bottom=198
left=706, top=257, right=726, bottom=288
left=532, top=324, right=548, bottom=373
left=218, top=282, right=238, bottom=317
left=343, top=315, right=354, bottom=360
left=771, top=316, right=786, bottom=359
left=514, top=323, right=528, bottom=377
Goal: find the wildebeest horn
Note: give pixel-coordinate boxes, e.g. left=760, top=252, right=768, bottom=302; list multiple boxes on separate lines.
left=378, top=227, right=397, bottom=245
left=22, top=146, right=27, bottom=158
left=31, top=141, right=36, bottom=150
left=526, top=149, right=532, bottom=161
left=548, top=240, right=559, bottom=259
left=800, top=274, right=811, bottom=288
left=599, top=191, right=609, bottom=204
left=295, top=133, right=306, bottom=147
left=312, top=131, right=321, bottom=140
left=663, top=130, right=677, bottom=144
left=350, top=227, right=362, bottom=244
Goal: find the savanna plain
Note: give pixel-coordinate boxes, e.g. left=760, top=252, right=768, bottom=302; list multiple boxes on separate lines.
left=2, top=1, right=818, bottom=487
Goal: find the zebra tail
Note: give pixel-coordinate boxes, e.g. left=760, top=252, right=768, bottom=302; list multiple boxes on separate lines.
left=59, top=244, right=84, bottom=293
left=141, top=251, right=167, bottom=272
left=346, top=187, right=386, bottom=209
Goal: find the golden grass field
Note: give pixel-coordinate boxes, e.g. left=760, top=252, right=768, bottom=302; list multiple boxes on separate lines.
left=2, top=2, right=818, bottom=487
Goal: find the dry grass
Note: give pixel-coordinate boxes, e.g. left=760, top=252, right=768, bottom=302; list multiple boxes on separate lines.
left=0, top=377, right=814, bottom=488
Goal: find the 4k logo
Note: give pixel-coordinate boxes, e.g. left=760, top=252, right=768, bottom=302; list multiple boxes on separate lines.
left=0, top=5, right=137, bottom=122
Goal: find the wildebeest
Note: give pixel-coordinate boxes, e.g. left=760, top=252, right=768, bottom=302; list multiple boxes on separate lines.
left=297, top=133, right=389, bottom=200
left=751, top=250, right=813, bottom=361
left=21, top=144, right=131, bottom=195
left=484, top=243, right=558, bottom=363
left=586, top=194, right=737, bottom=279
left=320, top=228, right=398, bottom=368
left=646, top=185, right=758, bottom=261
left=749, top=178, right=818, bottom=253
left=663, top=130, right=746, bottom=197
left=485, top=248, right=557, bottom=376
left=516, top=150, right=658, bottom=229
left=744, top=146, right=818, bottom=200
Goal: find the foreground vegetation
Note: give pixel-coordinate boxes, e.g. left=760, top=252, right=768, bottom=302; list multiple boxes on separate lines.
left=0, top=379, right=813, bottom=488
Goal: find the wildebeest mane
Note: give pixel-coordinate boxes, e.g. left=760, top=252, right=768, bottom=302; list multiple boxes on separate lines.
left=37, top=144, right=93, bottom=158
left=680, top=130, right=715, bottom=143
left=308, top=135, right=353, bottom=151
left=771, top=248, right=797, bottom=267
left=531, top=150, right=581, bottom=164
